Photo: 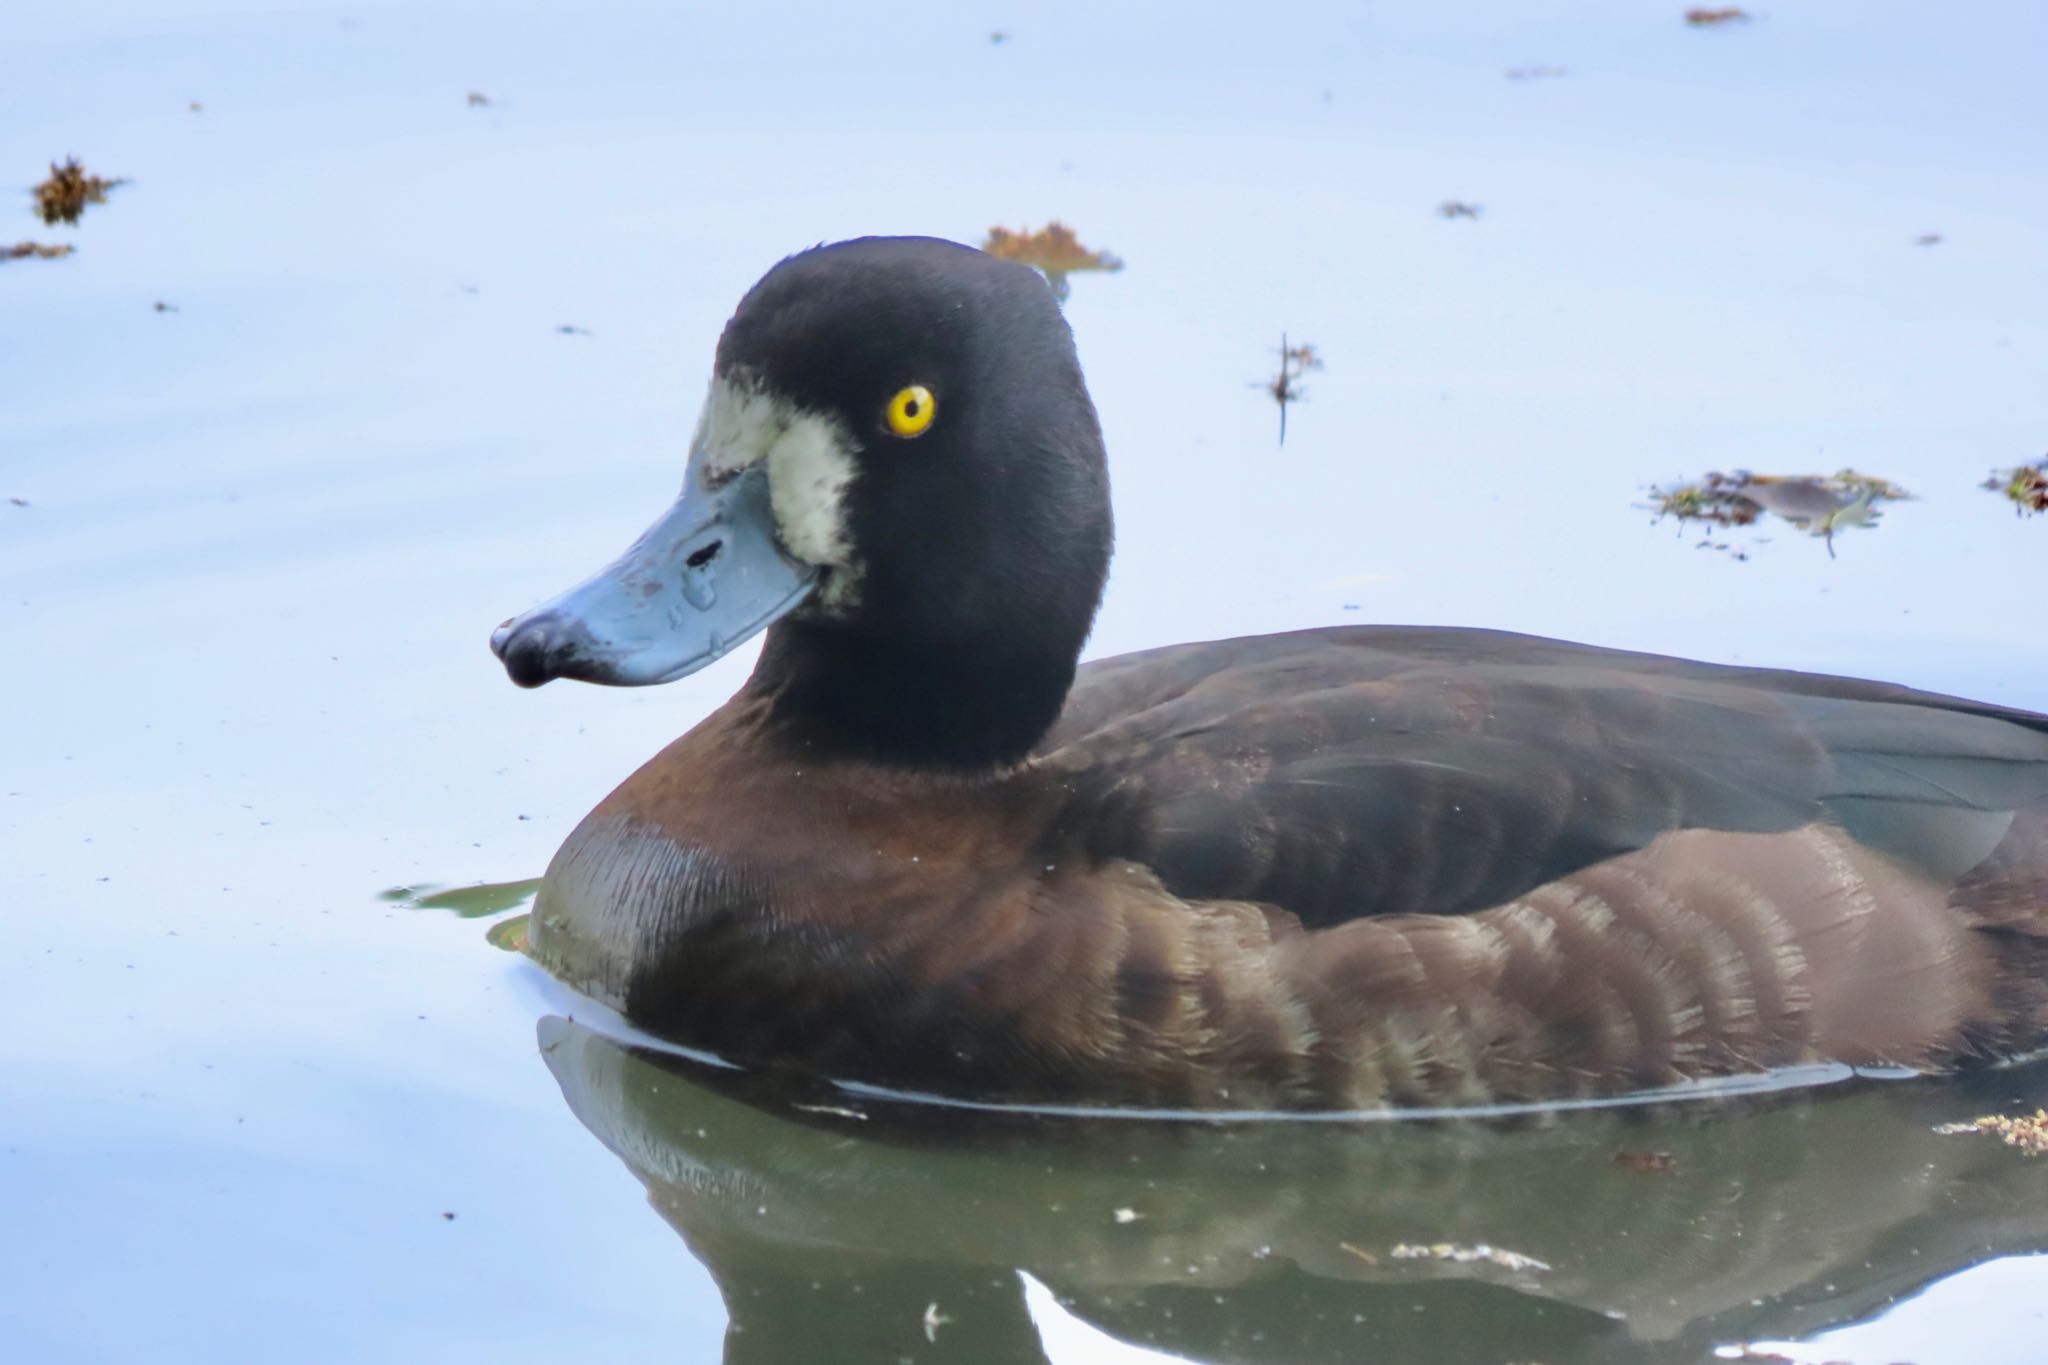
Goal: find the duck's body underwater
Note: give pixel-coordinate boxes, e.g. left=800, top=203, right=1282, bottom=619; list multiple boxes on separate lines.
left=493, top=236, right=2048, bottom=1111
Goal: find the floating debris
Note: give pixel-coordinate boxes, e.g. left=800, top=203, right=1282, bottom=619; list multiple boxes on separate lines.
left=466, top=91, right=491, bottom=107
left=1648, top=468, right=1911, bottom=557
left=989, top=30, right=1008, bottom=44
left=922, top=1302, right=952, bottom=1343
left=981, top=222, right=1123, bottom=304
left=1684, top=7, right=1751, bottom=25
left=3, top=241, right=73, bottom=262
left=382, top=877, right=543, bottom=918
left=1112, top=1207, right=1142, bottom=1224
left=1690, top=539, right=1752, bottom=562
left=556, top=324, right=591, bottom=336
left=1613, top=1150, right=1679, bottom=1175
left=1389, top=1242, right=1550, bottom=1273
left=1256, top=334, right=1323, bottom=446
left=789, top=1102, right=868, bottom=1121
left=1935, top=1109, right=2048, bottom=1155
left=1651, top=469, right=1761, bottom=529
left=189, top=101, right=204, bottom=113
left=8, top=496, right=29, bottom=508
left=1337, top=1241, right=1379, bottom=1265
left=33, top=158, right=127, bottom=226
left=1438, top=200, right=1483, bottom=220
left=153, top=300, right=178, bottom=313
left=1914, top=232, right=1944, bottom=247
left=1505, top=65, right=1568, bottom=81
left=1983, top=459, right=2048, bottom=515
left=484, top=912, right=531, bottom=954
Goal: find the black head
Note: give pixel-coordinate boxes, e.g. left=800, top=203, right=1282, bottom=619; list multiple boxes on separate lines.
left=727, top=238, right=1114, bottom=768
left=491, top=236, right=1115, bottom=769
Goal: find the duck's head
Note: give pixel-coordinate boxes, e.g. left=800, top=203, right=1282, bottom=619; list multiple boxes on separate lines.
left=492, top=236, right=1113, bottom=768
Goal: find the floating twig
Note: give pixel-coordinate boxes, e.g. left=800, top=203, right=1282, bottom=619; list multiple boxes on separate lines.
left=1257, top=334, right=1323, bottom=446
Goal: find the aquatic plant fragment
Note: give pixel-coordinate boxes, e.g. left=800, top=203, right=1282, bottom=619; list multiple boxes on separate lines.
left=1648, top=468, right=1911, bottom=557
left=1934, top=1109, right=2048, bottom=1156
left=981, top=222, right=1123, bottom=303
left=32, top=158, right=127, bottom=225
left=1256, top=335, right=1323, bottom=446
left=380, top=877, right=543, bottom=918
left=485, top=913, right=531, bottom=954
left=1983, top=458, right=2048, bottom=516
left=3, top=240, right=73, bottom=261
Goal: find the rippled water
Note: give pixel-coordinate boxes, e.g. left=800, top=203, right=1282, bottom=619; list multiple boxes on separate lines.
left=6, top=2, right=2046, bottom=1361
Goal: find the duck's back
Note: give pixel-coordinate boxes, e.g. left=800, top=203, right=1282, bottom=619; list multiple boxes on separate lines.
left=1030, top=627, right=2048, bottom=1103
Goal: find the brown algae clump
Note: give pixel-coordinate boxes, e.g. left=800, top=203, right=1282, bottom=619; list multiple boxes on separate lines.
left=982, top=222, right=1122, bottom=303
left=4, top=240, right=74, bottom=261
left=33, top=159, right=128, bottom=225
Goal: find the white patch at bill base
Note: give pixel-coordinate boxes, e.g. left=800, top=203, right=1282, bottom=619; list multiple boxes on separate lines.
left=688, top=373, right=861, bottom=595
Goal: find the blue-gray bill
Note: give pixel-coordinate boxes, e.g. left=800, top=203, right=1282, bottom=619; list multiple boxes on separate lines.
left=490, top=462, right=816, bottom=688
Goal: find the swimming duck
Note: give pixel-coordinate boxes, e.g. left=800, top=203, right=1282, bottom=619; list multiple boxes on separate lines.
left=493, top=236, right=2048, bottom=1111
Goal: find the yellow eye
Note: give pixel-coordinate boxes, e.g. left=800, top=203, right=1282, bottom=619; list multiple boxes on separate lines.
left=884, top=384, right=937, bottom=439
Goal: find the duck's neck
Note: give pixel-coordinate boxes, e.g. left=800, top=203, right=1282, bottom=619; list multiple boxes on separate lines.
left=744, top=617, right=1079, bottom=770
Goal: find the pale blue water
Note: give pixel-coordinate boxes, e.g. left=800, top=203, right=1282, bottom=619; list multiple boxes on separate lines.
left=5, top=2, right=2047, bottom=1362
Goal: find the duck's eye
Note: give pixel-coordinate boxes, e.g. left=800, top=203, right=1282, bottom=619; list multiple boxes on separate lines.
left=883, top=384, right=937, bottom=439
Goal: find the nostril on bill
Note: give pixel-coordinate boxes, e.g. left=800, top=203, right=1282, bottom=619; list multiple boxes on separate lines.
left=685, top=539, right=723, bottom=570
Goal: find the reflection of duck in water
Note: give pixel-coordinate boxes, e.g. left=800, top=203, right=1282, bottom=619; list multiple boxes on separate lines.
left=492, top=236, right=2048, bottom=1110
left=540, top=1015, right=2048, bottom=1365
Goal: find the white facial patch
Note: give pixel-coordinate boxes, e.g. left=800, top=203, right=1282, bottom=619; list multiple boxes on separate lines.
left=689, top=373, right=861, bottom=599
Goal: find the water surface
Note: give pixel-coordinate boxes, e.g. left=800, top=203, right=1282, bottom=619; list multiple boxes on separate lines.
left=6, top=2, right=2047, bottom=1361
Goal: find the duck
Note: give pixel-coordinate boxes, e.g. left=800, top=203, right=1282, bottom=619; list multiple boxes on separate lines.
left=492, top=235, right=2048, bottom=1111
